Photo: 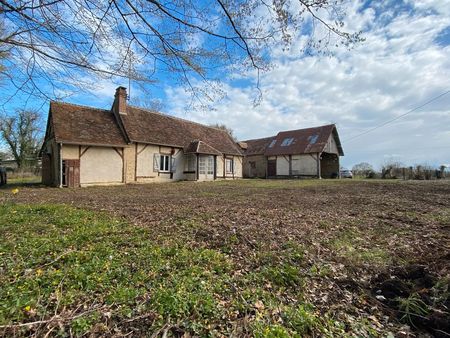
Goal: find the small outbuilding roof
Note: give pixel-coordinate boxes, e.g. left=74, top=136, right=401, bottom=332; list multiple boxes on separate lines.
left=184, top=140, right=222, bottom=155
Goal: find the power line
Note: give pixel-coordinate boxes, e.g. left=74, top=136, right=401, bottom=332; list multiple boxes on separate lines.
left=344, top=89, right=450, bottom=143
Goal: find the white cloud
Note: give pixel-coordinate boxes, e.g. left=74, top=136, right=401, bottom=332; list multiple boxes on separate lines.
left=164, top=0, right=450, bottom=169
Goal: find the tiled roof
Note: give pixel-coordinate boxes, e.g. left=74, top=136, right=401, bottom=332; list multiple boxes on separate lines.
left=184, top=140, right=222, bottom=155
left=242, top=136, right=275, bottom=156
left=50, top=101, right=127, bottom=146
left=121, top=106, right=242, bottom=155
left=49, top=101, right=242, bottom=156
left=244, top=124, right=343, bottom=156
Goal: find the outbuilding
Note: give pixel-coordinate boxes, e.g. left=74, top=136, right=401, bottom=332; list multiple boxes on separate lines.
left=242, top=124, right=343, bottom=179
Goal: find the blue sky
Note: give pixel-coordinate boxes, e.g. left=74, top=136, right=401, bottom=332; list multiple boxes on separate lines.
left=1, top=0, right=449, bottom=170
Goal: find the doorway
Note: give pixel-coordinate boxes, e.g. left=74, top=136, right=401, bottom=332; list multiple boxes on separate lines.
left=62, top=159, right=80, bottom=187
left=198, top=155, right=214, bottom=180
left=267, top=159, right=276, bottom=177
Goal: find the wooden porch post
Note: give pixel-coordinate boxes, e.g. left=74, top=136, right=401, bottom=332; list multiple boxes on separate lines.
left=317, top=153, right=322, bottom=179
left=196, top=154, right=199, bottom=180
left=289, top=155, right=292, bottom=177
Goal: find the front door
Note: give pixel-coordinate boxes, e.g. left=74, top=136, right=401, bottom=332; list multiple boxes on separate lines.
left=198, top=155, right=214, bottom=180
left=267, top=159, right=276, bottom=177
left=62, top=159, right=80, bottom=188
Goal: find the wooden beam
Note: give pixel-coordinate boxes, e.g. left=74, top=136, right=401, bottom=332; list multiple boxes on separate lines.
left=79, top=146, right=90, bottom=158
left=196, top=154, right=199, bottom=180
left=317, top=153, right=322, bottom=179
left=289, top=155, right=292, bottom=177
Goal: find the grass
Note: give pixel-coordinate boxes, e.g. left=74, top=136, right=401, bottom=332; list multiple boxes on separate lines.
left=0, top=204, right=345, bottom=337
left=1, top=180, right=448, bottom=336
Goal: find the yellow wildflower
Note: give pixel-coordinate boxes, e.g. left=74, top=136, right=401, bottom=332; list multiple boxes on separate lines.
left=36, top=269, right=43, bottom=276
left=11, top=188, right=19, bottom=195
left=24, top=305, right=31, bottom=312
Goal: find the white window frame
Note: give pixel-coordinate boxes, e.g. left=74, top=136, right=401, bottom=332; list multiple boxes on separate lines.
left=207, top=156, right=214, bottom=175
left=225, top=158, right=234, bottom=174
left=199, top=156, right=206, bottom=174
left=185, top=154, right=196, bottom=172
left=159, top=154, right=170, bottom=172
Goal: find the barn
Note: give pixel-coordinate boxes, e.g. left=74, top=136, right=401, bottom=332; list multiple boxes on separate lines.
left=242, top=125, right=344, bottom=179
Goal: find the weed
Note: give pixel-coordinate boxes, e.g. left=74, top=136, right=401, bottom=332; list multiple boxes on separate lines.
left=397, top=293, right=429, bottom=327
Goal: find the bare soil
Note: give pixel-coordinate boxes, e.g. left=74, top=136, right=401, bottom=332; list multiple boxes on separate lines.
left=2, top=179, right=449, bottom=336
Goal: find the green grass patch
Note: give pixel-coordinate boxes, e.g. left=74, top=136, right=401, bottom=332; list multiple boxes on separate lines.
left=328, top=227, right=391, bottom=266
left=0, top=204, right=347, bottom=337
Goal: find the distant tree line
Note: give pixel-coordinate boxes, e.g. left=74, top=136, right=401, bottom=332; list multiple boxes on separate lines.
left=351, top=161, right=447, bottom=180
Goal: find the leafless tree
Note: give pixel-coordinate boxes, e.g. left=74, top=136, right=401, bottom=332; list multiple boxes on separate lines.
left=209, top=123, right=236, bottom=141
left=0, top=110, right=42, bottom=168
left=352, top=162, right=374, bottom=178
left=0, top=0, right=363, bottom=106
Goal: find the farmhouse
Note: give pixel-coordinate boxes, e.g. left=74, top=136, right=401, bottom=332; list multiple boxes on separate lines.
left=242, top=125, right=343, bottom=179
left=41, top=87, right=243, bottom=187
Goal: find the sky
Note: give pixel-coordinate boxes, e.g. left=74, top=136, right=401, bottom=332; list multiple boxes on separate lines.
left=2, top=0, right=450, bottom=170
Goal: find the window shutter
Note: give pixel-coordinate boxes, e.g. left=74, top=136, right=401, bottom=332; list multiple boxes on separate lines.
left=153, top=154, right=160, bottom=172
left=232, top=158, right=236, bottom=174
left=171, top=157, right=177, bottom=173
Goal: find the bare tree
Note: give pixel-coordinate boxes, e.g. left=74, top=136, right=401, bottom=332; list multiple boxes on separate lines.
left=0, top=110, right=42, bottom=169
left=209, top=123, right=236, bottom=141
left=0, top=0, right=363, bottom=106
left=352, top=162, right=374, bottom=178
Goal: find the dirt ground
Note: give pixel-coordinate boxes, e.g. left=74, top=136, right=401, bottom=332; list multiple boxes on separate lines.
left=1, top=179, right=449, bottom=336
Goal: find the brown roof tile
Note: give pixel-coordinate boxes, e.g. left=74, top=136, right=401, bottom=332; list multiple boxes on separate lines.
left=265, top=124, right=343, bottom=156
left=121, top=106, right=242, bottom=155
left=242, top=136, right=275, bottom=156
left=49, top=100, right=242, bottom=156
left=184, top=140, right=222, bottom=155
left=244, top=124, right=343, bottom=156
left=50, top=101, right=127, bottom=146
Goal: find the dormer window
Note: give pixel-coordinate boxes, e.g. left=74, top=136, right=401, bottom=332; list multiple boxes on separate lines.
left=280, top=137, right=294, bottom=146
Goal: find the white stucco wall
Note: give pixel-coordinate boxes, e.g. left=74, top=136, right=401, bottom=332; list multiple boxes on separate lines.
left=233, top=156, right=243, bottom=178
left=291, top=154, right=317, bottom=176
left=80, top=146, right=123, bottom=184
left=61, top=145, right=79, bottom=160
left=276, top=156, right=290, bottom=176
left=217, top=156, right=224, bottom=178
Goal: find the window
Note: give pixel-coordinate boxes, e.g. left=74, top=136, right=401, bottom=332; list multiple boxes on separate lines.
left=281, top=138, right=294, bottom=146
left=185, top=154, right=196, bottom=171
left=199, top=157, right=205, bottom=174
left=268, top=140, right=277, bottom=148
left=160, top=154, right=170, bottom=172
left=199, top=156, right=214, bottom=175
left=225, top=158, right=234, bottom=174
left=207, top=156, right=214, bottom=175
left=307, top=134, right=319, bottom=144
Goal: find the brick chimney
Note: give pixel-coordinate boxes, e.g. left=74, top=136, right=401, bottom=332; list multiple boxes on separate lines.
left=113, top=86, right=127, bottom=115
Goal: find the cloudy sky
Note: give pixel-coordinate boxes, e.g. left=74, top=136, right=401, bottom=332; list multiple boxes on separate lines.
left=2, top=0, right=449, bottom=169
left=163, top=0, right=450, bottom=169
